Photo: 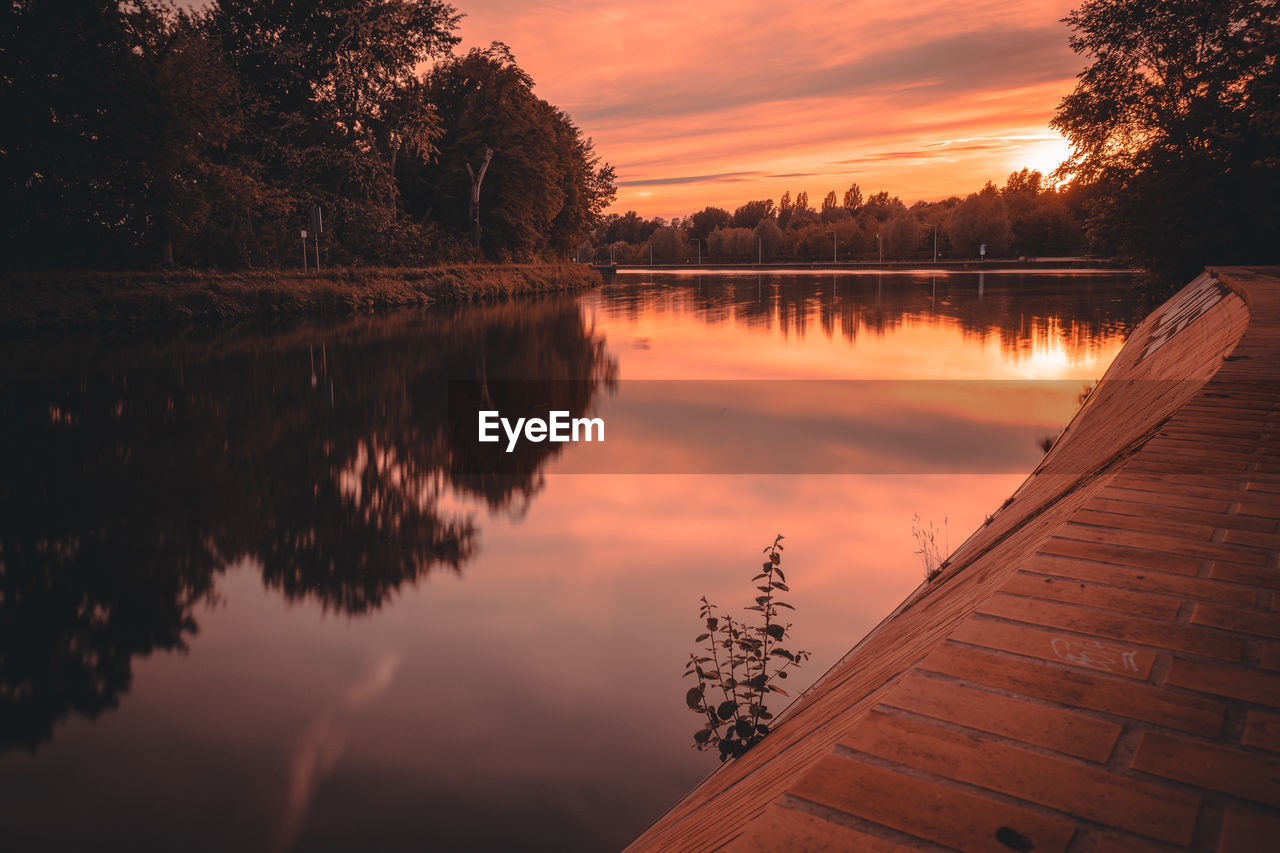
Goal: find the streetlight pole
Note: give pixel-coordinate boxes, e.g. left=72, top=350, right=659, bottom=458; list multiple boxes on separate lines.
left=930, top=224, right=938, bottom=263
left=758, top=235, right=762, bottom=265
left=692, top=238, right=701, bottom=266
left=876, top=232, right=882, bottom=265
left=832, top=232, right=837, bottom=265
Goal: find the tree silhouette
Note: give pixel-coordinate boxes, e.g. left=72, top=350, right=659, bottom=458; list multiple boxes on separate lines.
left=1, top=3, right=619, bottom=268
left=842, top=183, right=864, bottom=213
left=731, top=200, right=775, bottom=230
left=948, top=184, right=1013, bottom=257
left=1052, top=0, right=1280, bottom=281
left=401, top=42, right=615, bottom=260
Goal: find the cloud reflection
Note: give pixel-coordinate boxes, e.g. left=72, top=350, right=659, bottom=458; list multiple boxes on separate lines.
left=274, top=653, right=402, bottom=853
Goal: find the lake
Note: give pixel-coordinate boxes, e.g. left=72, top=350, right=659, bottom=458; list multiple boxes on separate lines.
left=0, top=271, right=1146, bottom=852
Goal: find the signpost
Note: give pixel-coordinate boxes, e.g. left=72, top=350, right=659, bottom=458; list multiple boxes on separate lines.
left=300, top=229, right=308, bottom=270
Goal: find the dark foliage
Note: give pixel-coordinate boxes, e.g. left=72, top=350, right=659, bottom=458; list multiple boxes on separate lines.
left=0, top=298, right=616, bottom=750
left=399, top=43, right=615, bottom=261
left=0, top=2, right=614, bottom=270
left=596, top=169, right=1086, bottom=264
left=1051, top=0, right=1280, bottom=285
left=685, top=535, right=810, bottom=761
left=687, top=206, right=733, bottom=242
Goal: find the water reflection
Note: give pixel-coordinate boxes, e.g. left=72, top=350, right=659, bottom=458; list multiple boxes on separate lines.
left=0, top=298, right=615, bottom=751
left=598, top=272, right=1144, bottom=366
left=0, top=273, right=1148, bottom=852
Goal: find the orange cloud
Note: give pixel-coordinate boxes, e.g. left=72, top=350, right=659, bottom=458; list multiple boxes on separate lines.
left=455, top=0, right=1083, bottom=217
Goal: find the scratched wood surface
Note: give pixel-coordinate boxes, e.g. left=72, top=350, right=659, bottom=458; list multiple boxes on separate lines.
left=626, top=267, right=1280, bottom=852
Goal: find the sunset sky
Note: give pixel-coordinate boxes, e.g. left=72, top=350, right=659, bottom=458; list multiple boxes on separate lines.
left=453, top=0, right=1085, bottom=219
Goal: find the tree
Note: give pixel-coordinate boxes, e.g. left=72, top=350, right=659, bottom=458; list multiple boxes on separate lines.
left=777, top=191, right=794, bottom=229
left=1003, top=168, right=1043, bottom=198
left=732, top=199, right=775, bottom=229
left=860, top=191, right=905, bottom=222
left=881, top=213, right=922, bottom=260
left=1, top=0, right=616, bottom=269
left=753, top=218, right=782, bottom=261
left=707, top=226, right=755, bottom=259
left=0, top=2, right=281, bottom=268
left=465, top=148, right=494, bottom=246
left=842, top=183, right=864, bottom=212
left=148, top=20, right=278, bottom=267
left=820, top=190, right=848, bottom=223
left=1010, top=194, right=1082, bottom=256
left=603, top=210, right=658, bottom=244
left=212, top=0, right=463, bottom=261
left=2, top=2, right=164, bottom=266
left=788, top=207, right=818, bottom=231
left=949, top=183, right=1013, bottom=257
left=790, top=223, right=830, bottom=258
left=1001, top=169, right=1082, bottom=256
left=649, top=225, right=688, bottom=261
left=688, top=206, right=732, bottom=241
left=1052, top=0, right=1280, bottom=281
left=402, top=43, right=615, bottom=258
left=785, top=191, right=816, bottom=230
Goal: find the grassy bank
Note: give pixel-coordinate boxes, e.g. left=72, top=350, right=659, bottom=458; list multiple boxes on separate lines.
left=0, top=263, right=602, bottom=330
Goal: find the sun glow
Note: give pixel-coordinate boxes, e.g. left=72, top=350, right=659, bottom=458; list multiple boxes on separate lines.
left=453, top=1, right=1089, bottom=217
left=1016, top=133, right=1074, bottom=183
left=1016, top=338, right=1074, bottom=378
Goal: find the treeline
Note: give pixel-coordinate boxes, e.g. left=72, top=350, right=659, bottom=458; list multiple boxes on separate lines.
left=0, top=1, right=616, bottom=270
left=599, top=0, right=1280, bottom=279
left=595, top=169, right=1087, bottom=264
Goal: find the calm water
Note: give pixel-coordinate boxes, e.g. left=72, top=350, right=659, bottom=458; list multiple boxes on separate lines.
left=0, top=272, right=1145, bottom=852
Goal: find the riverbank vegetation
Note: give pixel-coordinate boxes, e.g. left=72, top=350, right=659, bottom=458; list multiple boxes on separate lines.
left=594, top=168, right=1085, bottom=265
left=912, top=515, right=949, bottom=582
left=0, top=1, right=615, bottom=271
left=0, top=263, right=600, bottom=330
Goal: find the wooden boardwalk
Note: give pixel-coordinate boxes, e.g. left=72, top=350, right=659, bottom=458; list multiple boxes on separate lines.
left=627, top=267, right=1280, bottom=852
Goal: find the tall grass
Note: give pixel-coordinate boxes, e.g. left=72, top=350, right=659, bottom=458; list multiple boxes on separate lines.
left=1, top=263, right=601, bottom=330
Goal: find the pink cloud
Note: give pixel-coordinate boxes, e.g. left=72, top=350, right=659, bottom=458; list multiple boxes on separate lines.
left=453, top=0, right=1084, bottom=216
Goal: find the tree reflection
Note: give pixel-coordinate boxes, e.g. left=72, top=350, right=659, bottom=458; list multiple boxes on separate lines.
left=0, top=298, right=615, bottom=750
left=600, top=273, right=1148, bottom=357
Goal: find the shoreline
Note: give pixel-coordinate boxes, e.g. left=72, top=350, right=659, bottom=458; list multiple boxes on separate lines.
left=612, top=257, right=1130, bottom=273
left=0, top=263, right=602, bottom=332
left=614, top=265, right=1138, bottom=276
